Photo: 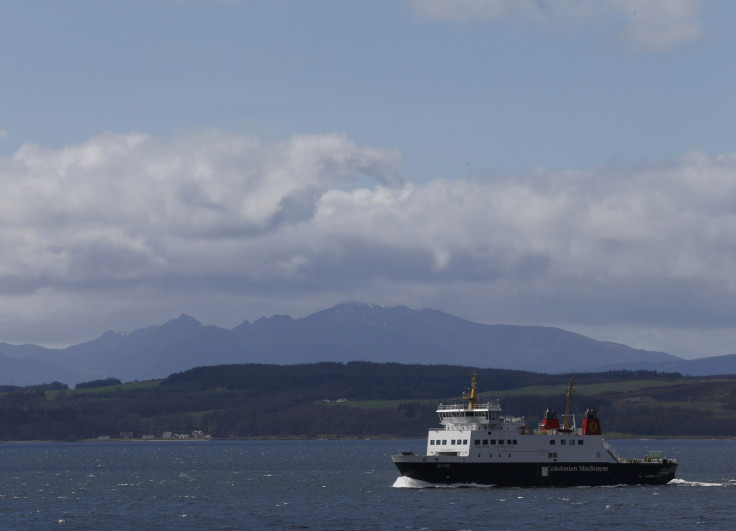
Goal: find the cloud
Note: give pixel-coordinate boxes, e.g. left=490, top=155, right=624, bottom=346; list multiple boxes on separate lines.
left=612, top=0, right=703, bottom=51
left=2, top=129, right=736, bottom=356
left=0, top=130, right=404, bottom=289
left=312, top=152, right=736, bottom=318
left=410, top=0, right=704, bottom=51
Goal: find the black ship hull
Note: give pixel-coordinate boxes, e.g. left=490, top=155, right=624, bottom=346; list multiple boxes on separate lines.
left=393, top=459, right=677, bottom=487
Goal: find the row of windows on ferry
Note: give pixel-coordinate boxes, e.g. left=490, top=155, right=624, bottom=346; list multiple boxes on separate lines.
left=441, top=411, right=495, bottom=418
left=430, top=439, right=520, bottom=446
left=430, top=438, right=587, bottom=446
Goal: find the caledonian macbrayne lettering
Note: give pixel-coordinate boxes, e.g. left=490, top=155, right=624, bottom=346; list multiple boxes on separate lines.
left=548, top=465, right=609, bottom=472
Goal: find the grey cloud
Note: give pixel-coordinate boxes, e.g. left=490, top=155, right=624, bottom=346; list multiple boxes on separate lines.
left=2, top=131, right=736, bottom=357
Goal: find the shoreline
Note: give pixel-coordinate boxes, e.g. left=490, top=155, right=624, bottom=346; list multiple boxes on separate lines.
left=2, top=434, right=733, bottom=443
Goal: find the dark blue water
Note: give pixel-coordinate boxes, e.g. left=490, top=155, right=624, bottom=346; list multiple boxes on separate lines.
left=0, top=439, right=734, bottom=530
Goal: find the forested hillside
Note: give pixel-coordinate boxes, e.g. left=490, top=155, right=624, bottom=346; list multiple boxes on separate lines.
left=1, top=363, right=734, bottom=440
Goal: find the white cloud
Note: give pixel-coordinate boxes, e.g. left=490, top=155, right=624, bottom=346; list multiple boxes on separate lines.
left=309, top=151, right=736, bottom=292
left=0, top=130, right=404, bottom=286
left=2, top=129, right=736, bottom=356
left=611, top=0, right=703, bottom=51
left=410, top=0, right=704, bottom=51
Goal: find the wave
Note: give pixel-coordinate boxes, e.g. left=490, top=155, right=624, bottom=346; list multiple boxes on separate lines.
left=670, top=478, right=736, bottom=487
left=391, top=476, right=495, bottom=489
left=393, top=476, right=736, bottom=489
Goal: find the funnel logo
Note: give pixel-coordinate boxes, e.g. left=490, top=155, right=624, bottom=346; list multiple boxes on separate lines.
left=583, top=416, right=602, bottom=435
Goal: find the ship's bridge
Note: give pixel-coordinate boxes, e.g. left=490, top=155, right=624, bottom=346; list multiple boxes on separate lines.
left=437, top=401, right=501, bottom=429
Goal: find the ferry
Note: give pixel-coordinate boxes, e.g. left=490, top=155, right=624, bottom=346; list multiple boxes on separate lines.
left=391, top=374, right=677, bottom=487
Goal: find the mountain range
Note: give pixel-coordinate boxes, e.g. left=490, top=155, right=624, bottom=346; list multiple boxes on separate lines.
left=2, top=302, right=736, bottom=386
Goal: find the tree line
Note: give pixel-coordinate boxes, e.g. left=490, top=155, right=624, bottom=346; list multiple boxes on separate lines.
left=0, top=362, right=731, bottom=440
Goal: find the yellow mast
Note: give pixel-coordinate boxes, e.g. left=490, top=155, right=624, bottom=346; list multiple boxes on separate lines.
left=563, top=376, right=575, bottom=431
left=462, top=372, right=479, bottom=410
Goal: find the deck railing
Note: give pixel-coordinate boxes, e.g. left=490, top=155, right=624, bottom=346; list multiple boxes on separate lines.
left=437, top=401, right=501, bottom=411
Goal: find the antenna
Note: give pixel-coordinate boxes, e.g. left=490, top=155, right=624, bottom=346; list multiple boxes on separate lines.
left=562, top=376, right=575, bottom=431
left=462, top=372, right=479, bottom=410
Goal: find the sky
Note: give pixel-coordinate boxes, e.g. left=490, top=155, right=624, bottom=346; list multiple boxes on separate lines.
left=2, top=0, right=736, bottom=359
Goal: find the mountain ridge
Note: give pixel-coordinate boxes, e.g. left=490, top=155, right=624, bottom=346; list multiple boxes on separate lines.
left=1, top=302, right=735, bottom=386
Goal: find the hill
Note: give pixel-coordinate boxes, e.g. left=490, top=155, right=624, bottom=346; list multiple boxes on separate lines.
left=1, top=363, right=735, bottom=440
left=2, top=303, right=736, bottom=386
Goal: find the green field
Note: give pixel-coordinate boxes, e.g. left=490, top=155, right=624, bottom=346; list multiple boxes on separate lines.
left=45, top=380, right=161, bottom=400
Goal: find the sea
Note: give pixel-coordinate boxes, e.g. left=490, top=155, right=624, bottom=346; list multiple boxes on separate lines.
left=0, top=439, right=734, bottom=530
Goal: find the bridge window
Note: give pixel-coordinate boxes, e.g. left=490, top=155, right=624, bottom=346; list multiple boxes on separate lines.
left=578, top=440, right=584, bottom=445
left=474, top=439, right=480, bottom=446
left=490, top=439, right=496, bottom=445
left=549, top=440, right=555, bottom=445
left=482, top=439, right=488, bottom=446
